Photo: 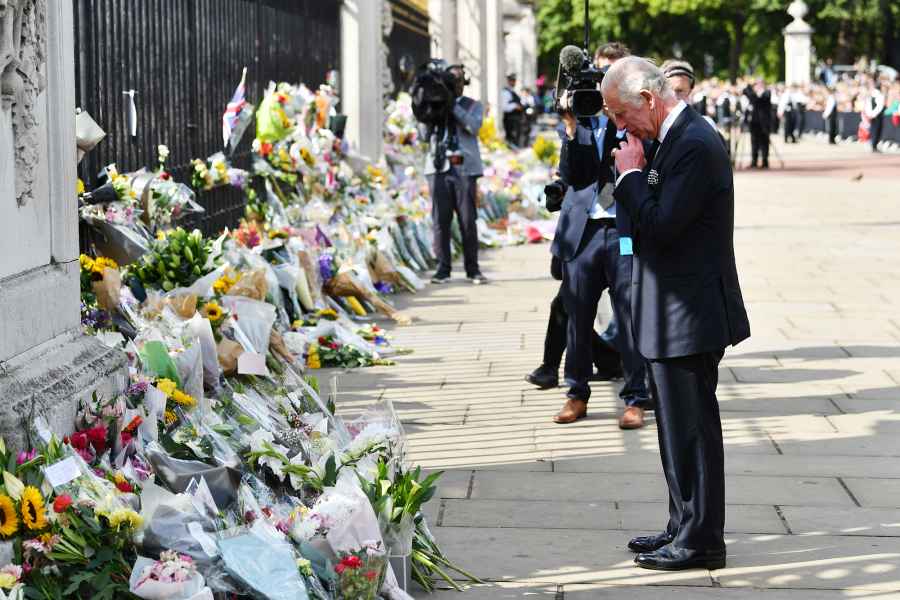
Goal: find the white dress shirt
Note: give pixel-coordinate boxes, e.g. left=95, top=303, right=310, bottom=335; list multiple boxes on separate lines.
left=615, top=100, right=687, bottom=187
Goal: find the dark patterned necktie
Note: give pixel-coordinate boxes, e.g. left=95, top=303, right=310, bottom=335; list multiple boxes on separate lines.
left=646, top=139, right=662, bottom=168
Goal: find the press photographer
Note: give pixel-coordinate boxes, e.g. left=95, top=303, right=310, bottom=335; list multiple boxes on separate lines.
left=411, top=60, right=487, bottom=285
left=540, top=41, right=652, bottom=429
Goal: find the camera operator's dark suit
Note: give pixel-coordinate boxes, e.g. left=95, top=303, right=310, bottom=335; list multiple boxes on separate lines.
left=555, top=116, right=648, bottom=406
left=425, top=96, right=484, bottom=278
left=614, top=104, right=751, bottom=554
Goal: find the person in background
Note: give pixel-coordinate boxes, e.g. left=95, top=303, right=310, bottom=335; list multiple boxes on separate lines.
left=778, top=85, right=798, bottom=143
left=743, top=79, right=773, bottom=169
left=865, top=78, right=887, bottom=153
left=501, top=74, right=525, bottom=147
left=424, top=64, right=488, bottom=285
left=823, top=86, right=838, bottom=145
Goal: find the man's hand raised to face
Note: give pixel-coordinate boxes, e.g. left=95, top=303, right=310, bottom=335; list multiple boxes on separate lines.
left=612, top=133, right=646, bottom=173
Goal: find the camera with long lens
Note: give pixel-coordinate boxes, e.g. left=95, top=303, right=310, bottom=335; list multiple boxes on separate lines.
left=544, top=179, right=568, bottom=212
left=410, top=59, right=464, bottom=170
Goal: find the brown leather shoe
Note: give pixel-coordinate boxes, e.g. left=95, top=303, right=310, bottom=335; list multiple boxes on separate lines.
left=619, top=406, right=645, bottom=430
left=553, top=399, right=588, bottom=424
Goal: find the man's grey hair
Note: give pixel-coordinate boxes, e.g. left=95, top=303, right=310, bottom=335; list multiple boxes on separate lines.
left=601, top=56, right=675, bottom=106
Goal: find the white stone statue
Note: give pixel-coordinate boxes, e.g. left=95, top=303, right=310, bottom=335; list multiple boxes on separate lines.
left=0, top=0, right=46, bottom=207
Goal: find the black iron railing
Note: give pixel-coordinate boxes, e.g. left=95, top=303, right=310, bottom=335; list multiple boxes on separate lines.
left=75, top=0, right=342, bottom=252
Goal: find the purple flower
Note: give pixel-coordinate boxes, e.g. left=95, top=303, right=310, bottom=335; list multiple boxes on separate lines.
left=318, top=254, right=334, bottom=282
left=127, top=380, right=149, bottom=396
left=374, top=282, right=394, bottom=295
left=374, top=336, right=387, bottom=346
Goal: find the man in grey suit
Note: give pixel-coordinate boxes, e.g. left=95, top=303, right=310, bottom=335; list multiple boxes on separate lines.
left=424, top=64, right=487, bottom=285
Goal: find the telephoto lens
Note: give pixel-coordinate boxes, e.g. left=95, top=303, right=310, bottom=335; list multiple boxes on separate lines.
left=544, top=179, right=568, bottom=212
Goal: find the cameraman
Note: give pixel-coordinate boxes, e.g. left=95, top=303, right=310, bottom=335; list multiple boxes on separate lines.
left=548, top=42, right=650, bottom=428
left=424, top=64, right=488, bottom=285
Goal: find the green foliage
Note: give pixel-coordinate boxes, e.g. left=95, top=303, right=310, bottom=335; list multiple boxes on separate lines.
left=536, top=0, right=898, bottom=83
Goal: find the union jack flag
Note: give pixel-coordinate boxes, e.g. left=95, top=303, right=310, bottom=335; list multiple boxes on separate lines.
left=223, top=67, right=248, bottom=148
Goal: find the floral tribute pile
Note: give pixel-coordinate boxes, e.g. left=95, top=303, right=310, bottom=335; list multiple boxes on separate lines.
left=55, top=78, right=557, bottom=599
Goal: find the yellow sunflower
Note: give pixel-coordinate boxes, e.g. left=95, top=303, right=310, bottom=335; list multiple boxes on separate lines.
left=202, top=301, right=224, bottom=322
left=155, top=378, right=177, bottom=397
left=20, top=486, right=47, bottom=531
left=0, top=494, right=19, bottom=537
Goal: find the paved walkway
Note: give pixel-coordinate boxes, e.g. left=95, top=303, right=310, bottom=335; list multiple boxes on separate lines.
left=333, top=136, right=900, bottom=598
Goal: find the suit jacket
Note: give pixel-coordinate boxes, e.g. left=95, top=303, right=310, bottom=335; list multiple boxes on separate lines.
left=550, top=118, right=619, bottom=261
left=424, top=96, right=484, bottom=177
left=614, top=106, right=750, bottom=360
left=743, top=86, right=772, bottom=133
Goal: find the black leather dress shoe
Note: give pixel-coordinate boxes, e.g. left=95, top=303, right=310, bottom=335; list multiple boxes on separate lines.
left=525, top=367, right=558, bottom=389
left=627, top=532, right=673, bottom=553
left=635, top=544, right=726, bottom=571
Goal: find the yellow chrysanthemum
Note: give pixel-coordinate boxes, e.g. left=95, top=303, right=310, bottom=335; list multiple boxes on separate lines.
left=91, top=256, right=119, bottom=274
left=20, top=486, right=47, bottom=531
left=171, top=390, right=196, bottom=409
left=212, top=273, right=238, bottom=295
left=202, top=301, right=224, bottom=322
left=0, top=494, right=19, bottom=538
left=156, top=378, right=177, bottom=397
left=79, top=254, right=95, bottom=272
left=164, top=410, right=177, bottom=425
left=299, top=147, right=316, bottom=167
left=76, top=178, right=85, bottom=196
left=107, top=508, right=143, bottom=530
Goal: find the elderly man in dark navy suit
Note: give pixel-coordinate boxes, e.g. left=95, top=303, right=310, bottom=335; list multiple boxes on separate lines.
left=595, top=57, right=751, bottom=571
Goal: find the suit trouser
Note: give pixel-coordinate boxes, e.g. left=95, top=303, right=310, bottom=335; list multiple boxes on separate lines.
left=542, top=290, right=621, bottom=374
left=503, top=113, right=521, bottom=146
left=561, top=220, right=648, bottom=405
left=428, top=170, right=480, bottom=277
left=828, top=113, right=838, bottom=144
left=749, top=128, right=769, bottom=166
left=871, top=115, right=884, bottom=150
left=783, top=113, right=796, bottom=142
left=648, top=350, right=726, bottom=551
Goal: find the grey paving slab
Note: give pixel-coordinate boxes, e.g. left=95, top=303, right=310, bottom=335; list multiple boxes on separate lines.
left=564, top=585, right=863, bottom=599
left=716, top=533, right=900, bottom=591
left=780, top=506, right=900, bottom=537
left=842, top=478, right=900, bottom=509
left=430, top=526, right=714, bottom=586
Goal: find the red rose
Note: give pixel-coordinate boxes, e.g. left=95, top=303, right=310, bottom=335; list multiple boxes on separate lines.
left=317, top=336, right=328, bottom=345
left=116, top=479, right=133, bottom=493
left=329, top=342, right=339, bottom=350
left=53, top=494, right=73, bottom=513
left=364, top=570, right=378, bottom=580
left=342, top=555, right=362, bottom=569
left=69, top=431, right=89, bottom=450
left=120, top=431, right=133, bottom=446
left=260, top=142, right=273, bottom=157
left=334, top=563, right=346, bottom=575
left=86, top=425, right=108, bottom=454
left=160, top=171, right=171, bottom=180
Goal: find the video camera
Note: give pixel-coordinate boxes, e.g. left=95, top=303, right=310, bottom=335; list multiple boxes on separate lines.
left=410, top=59, right=466, bottom=170
left=554, top=0, right=605, bottom=117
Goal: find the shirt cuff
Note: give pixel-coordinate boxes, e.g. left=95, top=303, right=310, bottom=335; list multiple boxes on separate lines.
left=615, top=169, right=641, bottom=187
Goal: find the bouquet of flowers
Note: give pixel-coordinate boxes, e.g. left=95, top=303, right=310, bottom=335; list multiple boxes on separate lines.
left=129, top=228, right=219, bottom=291
left=334, top=543, right=386, bottom=600
left=129, top=550, right=210, bottom=600
left=532, top=134, right=559, bottom=167
left=190, top=154, right=249, bottom=192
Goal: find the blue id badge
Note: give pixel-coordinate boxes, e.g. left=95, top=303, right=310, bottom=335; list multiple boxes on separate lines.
left=619, top=236, right=633, bottom=256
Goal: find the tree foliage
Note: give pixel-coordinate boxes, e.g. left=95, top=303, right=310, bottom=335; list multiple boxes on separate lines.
left=536, top=0, right=899, bottom=83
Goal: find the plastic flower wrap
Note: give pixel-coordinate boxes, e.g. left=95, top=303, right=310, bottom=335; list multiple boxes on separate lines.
left=129, top=550, right=211, bottom=600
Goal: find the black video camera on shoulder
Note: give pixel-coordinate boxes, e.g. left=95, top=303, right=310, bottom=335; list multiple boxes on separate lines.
left=555, top=46, right=605, bottom=117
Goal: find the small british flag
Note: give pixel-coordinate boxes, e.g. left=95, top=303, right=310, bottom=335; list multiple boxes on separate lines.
left=223, top=67, right=248, bottom=148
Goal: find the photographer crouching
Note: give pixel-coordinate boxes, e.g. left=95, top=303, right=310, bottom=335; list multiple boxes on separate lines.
left=546, top=42, right=651, bottom=426
left=414, top=61, right=488, bottom=285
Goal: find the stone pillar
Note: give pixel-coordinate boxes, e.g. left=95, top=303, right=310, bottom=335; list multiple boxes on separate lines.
left=341, top=0, right=384, bottom=161
left=784, top=0, right=813, bottom=85
left=456, top=0, right=486, bottom=104
left=484, top=0, right=505, bottom=123
left=0, top=0, right=127, bottom=449
left=504, top=1, right=537, bottom=89
left=428, top=0, right=457, bottom=64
